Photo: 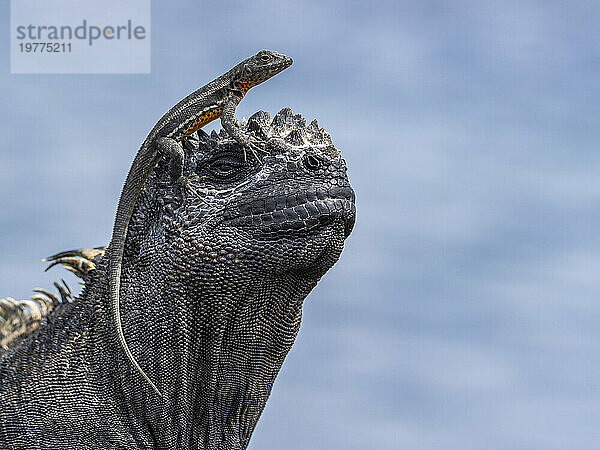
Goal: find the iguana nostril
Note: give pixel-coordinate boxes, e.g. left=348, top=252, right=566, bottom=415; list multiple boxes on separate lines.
left=303, top=154, right=320, bottom=170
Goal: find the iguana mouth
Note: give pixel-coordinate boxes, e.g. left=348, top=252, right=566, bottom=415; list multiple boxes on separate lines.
left=224, top=185, right=356, bottom=236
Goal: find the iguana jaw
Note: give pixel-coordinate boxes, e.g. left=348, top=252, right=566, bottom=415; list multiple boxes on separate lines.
left=223, top=184, right=356, bottom=237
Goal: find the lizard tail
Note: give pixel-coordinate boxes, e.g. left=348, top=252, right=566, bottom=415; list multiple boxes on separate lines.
left=109, top=248, right=163, bottom=398
left=108, top=146, right=163, bottom=398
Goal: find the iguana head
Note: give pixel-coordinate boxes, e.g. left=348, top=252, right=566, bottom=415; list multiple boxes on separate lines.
left=204, top=108, right=354, bottom=279
left=129, top=107, right=355, bottom=283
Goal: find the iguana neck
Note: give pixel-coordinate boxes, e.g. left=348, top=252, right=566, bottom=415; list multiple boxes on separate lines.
left=112, top=256, right=317, bottom=449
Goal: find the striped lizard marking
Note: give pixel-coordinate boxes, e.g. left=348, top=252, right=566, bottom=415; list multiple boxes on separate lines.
left=178, top=106, right=225, bottom=141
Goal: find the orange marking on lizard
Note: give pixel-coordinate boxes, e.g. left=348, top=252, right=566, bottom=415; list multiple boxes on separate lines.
left=235, top=80, right=258, bottom=95
left=178, top=106, right=224, bottom=140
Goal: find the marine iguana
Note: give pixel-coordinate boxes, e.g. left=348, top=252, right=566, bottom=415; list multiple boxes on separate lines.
left=0, top=109, right=356, bottom=449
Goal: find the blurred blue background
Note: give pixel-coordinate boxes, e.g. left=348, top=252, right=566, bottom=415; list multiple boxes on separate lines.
left=2, top=1, right=600, bottom=448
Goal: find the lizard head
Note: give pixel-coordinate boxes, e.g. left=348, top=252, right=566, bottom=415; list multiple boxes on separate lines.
left=236, top=50, right=293, bottom=89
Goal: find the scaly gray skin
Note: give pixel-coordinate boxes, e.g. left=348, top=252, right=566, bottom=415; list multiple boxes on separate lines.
left=0, top=109, right=356, bottom=449
left=110, top=50, right=292, bottom=396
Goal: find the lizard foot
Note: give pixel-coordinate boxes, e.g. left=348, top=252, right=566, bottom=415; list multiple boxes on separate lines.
left=240, top=135, right=269, bottom=164
left=176, top=175, right=213, bottom=206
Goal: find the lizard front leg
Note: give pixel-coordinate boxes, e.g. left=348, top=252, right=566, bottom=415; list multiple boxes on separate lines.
left=221, top=93, right=266, bottom=162
left=154, top=137, right=199, bottom=199
left=155, top=137, right=184, bottom=183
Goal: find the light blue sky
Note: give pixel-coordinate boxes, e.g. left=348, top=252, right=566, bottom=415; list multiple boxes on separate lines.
left=2, top=1, right=600, bottom=448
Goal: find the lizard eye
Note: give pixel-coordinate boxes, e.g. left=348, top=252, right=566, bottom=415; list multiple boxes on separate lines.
left=259, top=53, right=272, bottom=63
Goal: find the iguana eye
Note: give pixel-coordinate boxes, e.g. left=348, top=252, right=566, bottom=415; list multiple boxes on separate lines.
left=211, top=162, right=236, bottom=177
left=207, top=155, right=248, bottom=181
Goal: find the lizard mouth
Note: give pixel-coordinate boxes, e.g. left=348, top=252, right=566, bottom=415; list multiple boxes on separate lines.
left=223, top=185, right=356, bottom=237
